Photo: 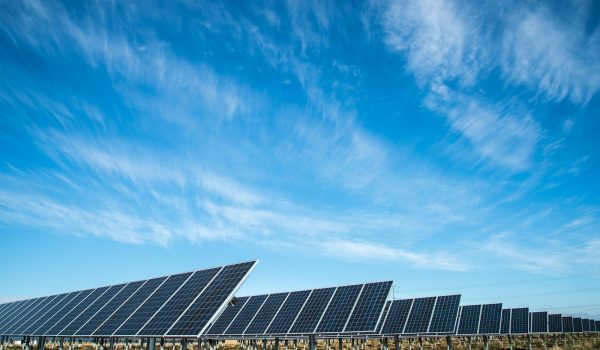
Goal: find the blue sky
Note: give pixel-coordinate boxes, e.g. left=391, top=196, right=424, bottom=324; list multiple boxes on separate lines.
left=0, top=0, right=599, bottom=319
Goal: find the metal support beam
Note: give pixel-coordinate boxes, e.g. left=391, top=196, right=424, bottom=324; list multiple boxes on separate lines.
left=308, top=335, right=316, bottom=350
left=508, top=335, right=513, bottom=350
left=418, top=338, right=423, bottom=350
left=181, top=339, right=188, bottom=350
left=394, top=336, right=399, bottom=350
left=483, top=336, right=488, bottom=350
left=445, top=336, right=452, bottom=350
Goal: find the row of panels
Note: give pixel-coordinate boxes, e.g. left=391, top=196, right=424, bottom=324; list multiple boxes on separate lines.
left=205, top=282, right=393, bottom=336
left=377, top=295, right=462, bottom=335
left=0, top=262, right=256, bottom=338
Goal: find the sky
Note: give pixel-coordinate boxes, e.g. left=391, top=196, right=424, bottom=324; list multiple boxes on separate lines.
left=0, top=0, right=599, bottom=319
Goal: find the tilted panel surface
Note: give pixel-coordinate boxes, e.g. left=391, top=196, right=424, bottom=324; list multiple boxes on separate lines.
left=290, top=288, right=335, bottom=334
left=0, top=299, right=32, bottom=334
left=500, top=309, right=510, bottom=334
left=582, top=319, right=591, bottom=332
left=114, top=273, right=192, bottom=336
left=205, top=297, right=249, bottom=335
left=94, top=277, right=167, bottom=336
left=573, top=317, right=583, bottom=332
left=267, top=290, right=311, bottom=334
left=548, top=314, right=562, bottom=333
left=510, top=308, right=529, bottom=334
left=457, top=305, right=480, bottom=335
left=316, top=285, right=362, bottom=333
left=344, top=281, right=392, bottom=333
left=403, top=297, right=436, bottom=334
left=376, top=302, right=390, bottom=334
left=428, top=295, right=461, bottom=333
left=562, top=317, right=573, bottom=333
left=36, top=290, right=93, bottom=335
left=14, top=294, right=68, bottom=335
left=478, top=304, right=502, bottom=335
left=61, top=285, right=124, bottom=336
left=531, top=312, right=548, bottom=333
left=166, top=261, right=256, bottom=336
left=3, top=298, right=51, bottom=335
left=595, top=321, right=600, bottom=332
left=380, top=299, right=412, bottom=335
left=49, top=287, right=108, bottom=336
left=224, top=295, right=268, bottom=335
left=244, top=293, right=288, bottom=335
left=75, top=281, right=144, bottom=336
left=138, top=267, right=220, bottom=336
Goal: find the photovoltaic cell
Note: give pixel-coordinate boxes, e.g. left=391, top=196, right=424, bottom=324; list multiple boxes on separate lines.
left=582, top=318, right=590, bottom=332
left=3, top=298, right=50, bottom=335
left=530, top=312, right=548, bottom=333
left=562, top=316, right=573, bottom=333
left=36, top=290, right=93, bottom=335
left=428, top=295, right=460, bottom=333
left=548, top=314, right=562, bottom=333
left=510, top=308, right=529, bottom=334
left=290, top=288, right=335, bottom=334
left=0, top=299, right=32, bottom=334
left=244, top=293, right=288, bottom=335
left=267, top=290, right=311, bottom=334
left=47, top=287, right=107, bottom=336
left=225, top=295, right=268, bottom=335
left=595, top=321, right=600, bottom=332
left=376, top=302, right=390, bottom=334
left=344, top=282, right=392, bottom=333
left=138, top=268, right=220, bottom=336
left=478, top=304, right=502, bottom=335
left=573, top=317, right=583, bottom=332
left=167, top=261, right=256, bottom=336
left=457, top=305, right=480, bottom=335
left=113, top=272, right=192, bottom=336
left=403, top=297, right=436, bottom=334
left=60, top=285, right=123, bottom=336
left=316, top=284, right=362, bottom=333
left=501, top=309, right=510, bottom=334
left=15, top=294, right=70, bottom=335
left=206, top=297, right=249, bottom=335
left=380, top=299, right=412, bottom=334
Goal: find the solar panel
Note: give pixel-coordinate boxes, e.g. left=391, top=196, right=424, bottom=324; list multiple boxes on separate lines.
left=562, top=316, right=573, bottom=333
left=36, top=290, right=94, bottom=335
left=244, top=293, right=288, bottom=335
left=343, top=282, right=392, bottom=333
left=113, top=272, right=193, bottom=336
left=510, top=308, right=529, bottom=334
left=75, top=281, right=144, bottom=336
left=403, top=297, right=436, bottom=334
left=582, top=318, right=591, bottom=332
left=266, top=290, right=311, bottom=334
left=457, top=305, right=480, bottom=335
left=316, top=284, right=362, bottom=333
left=500, top=309, right=510, bottom=334
left=14, top=294, right=69, bottom=335
left=530, top=312, right=548, bottom=333
left=478, top=304, right=502, bottom=335
left=573, top=317, right=583, bottom=332
left=1, top=298, right=47, bottom=335
left=428, top=295, right=460, bottom=334
left=166, top=261, right=256, bottom=336
left=595, top=320, right=600, bottom=332
left=47, top=288, right=106, bottom=336
left=206, top=297, right=250, bottom=335
left=225, top=295, right=268, bottom=335
left=376, top=301, right=390, bottom=334
left=380, top=299, right=412, bottom=334
left=290, top=288, right=335, bottom=334
left=0, top=299, right=32, bottom=333
left=548, top=314, right=562, bottom=333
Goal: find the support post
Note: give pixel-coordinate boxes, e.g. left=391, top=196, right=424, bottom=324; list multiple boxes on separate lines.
left=384, top=338, right=389, bottom=350
left=148, top=339, right=155, bottom=350
left=274, top=338, right=279, bottom=350
left=483, top=336, right=489, bottom=350
left=508, top=335, right=513, bottom=350
left=181, top=339, right=188, bottom=350
left=394, top=336, right=399, bottom=350
left=262, top=339, right=267, bottom=350
left=527, top=335, right=532, bottom=350
left=338, top=339, right=342, bottom=350
left=308, top=336, right=316, bottom=350
left=418, top=338, right=423, bottom=350
left=445, top=336, right=452, bottom=350
left=285, top=340, right=288, bottom=350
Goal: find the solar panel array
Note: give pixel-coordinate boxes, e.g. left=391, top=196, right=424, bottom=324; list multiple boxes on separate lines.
left=378, top=295, right=461, bottom=335
left=456, top=304, right=502, bottom=335
left=530, top=312, right=548, bottom=333
left=205, top=281, right=392, bottom=336
left=0, top=261, right=256, bottom=338
left=548, top=314, right=562, bottom=333
left=499, top=308, right=529, bottom=335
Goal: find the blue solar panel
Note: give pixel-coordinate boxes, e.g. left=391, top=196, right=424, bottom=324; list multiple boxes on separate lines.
left=267, top=290, right=311, bottom=334
left=428, top=295, right=460, bottom=333
left=595, top=320, right=600, bottom=332
left=548, top=314, right=562, bottom=333
left=510, top=308, right=529, bottom=334
left=166, top=261, right=256, bottom=336
left=457, top=305, right=480, bottom=335
left=36, top=290, right=93, bottom=335
left=47, top=288, right=103, bottom=336
left=137, top=268, right=220, bottom=336
left=290, top=288, right=335, bottom=334
left=113, top=272, right=192, bottom=336
left=2, top=298, right=49, bottom=335
left=376, top=301, right=390, bottom=334
left=0, top=299, right=33, bottom=334
left=316, top=284, right=362, bottom=333
left=583, top=319, right=591, bottom=332
left=530, top=312, right=548, bottom=333
left=500, top=309, right=510, bottom=334
left=380, top=299, right=412, bottom=334
left=344, top=281, right=392, bottom=333
left=60, top=285, right=122, bottom=336
left=244, top=293, right=288, bottom=335
left=404, top=297, right=436, bottom=334
left=93, top=277, right=167, bottom=336
left=225, top=295, right=268, bottom=335
left=206, top=297, right=250, bottom=335
left=562, top=316, right=573, bottom=333
left=13, top=294, right=68, bottom=335
left=573, top=317, right=583, bottom=332
left=478, top=304, right=502, bottom=335
left=75, top=281, right=143, bottom=336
